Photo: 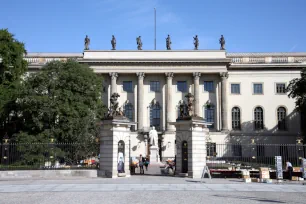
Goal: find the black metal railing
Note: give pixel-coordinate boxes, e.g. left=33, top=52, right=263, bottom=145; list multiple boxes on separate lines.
left=206, top=143, right=306, bottom=170
left=0, top=142, right=100, bottom=170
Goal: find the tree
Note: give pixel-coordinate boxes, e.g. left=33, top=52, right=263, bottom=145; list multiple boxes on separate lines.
left=15, top=60, right=105, bottom=165
left=287, top=68, right=306, bottom=138
left=0, top=29, right=27, bottom=138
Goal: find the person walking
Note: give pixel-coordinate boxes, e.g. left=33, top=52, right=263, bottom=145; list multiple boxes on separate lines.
left=144, top=157, right=149, bottom=171
left=286, top=160, right=293, bottom=180
left=139, top=154, right=145, bottom=174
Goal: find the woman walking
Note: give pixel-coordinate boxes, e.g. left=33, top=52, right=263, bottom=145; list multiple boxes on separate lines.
left=139, top=154, right=145, bottom=174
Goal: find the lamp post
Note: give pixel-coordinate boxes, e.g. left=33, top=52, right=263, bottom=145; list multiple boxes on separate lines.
left=296, top=137, right=303, bottom=166
left=2, top=133, right=10, bottom=166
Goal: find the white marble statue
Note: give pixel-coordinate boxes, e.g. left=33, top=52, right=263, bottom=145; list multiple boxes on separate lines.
left=149, top=126, right=158, bottom=147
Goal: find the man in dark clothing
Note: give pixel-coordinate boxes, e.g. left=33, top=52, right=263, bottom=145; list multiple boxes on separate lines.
left=286, top=160, right=293, bottom=180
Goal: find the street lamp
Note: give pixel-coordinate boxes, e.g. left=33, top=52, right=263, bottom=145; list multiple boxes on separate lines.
left=2, top=133, right=10, bottom=165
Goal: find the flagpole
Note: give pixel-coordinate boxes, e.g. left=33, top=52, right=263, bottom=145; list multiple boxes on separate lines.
left=154, top=8, right=156, bottom=50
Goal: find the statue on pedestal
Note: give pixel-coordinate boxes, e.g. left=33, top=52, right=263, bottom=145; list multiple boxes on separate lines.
left=185, top=93, right=194, bottom=117
left=84, top=35, right=90, bottom=50
left=107, top=93, right=124, bottom=118
left=136, top=36, right=142, bottom=50
left=219, top=35, right=225, bottom=50
left=193, top=35, right=199, bottom=50
left=111, top=35, right=116, bottom=50
left=149, top=126, right=158, bottom=147
left=166, top=35, right=172, bottom=50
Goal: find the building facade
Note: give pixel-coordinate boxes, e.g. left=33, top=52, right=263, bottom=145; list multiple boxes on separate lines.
left=26, top=50, right=306, bottom=160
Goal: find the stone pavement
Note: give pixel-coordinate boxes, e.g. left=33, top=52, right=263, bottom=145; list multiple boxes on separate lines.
left=0, top=176, right=305, bottom=193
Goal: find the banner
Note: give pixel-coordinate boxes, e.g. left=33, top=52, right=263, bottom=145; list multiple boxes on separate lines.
left=275, top=156, right=283, bottom=179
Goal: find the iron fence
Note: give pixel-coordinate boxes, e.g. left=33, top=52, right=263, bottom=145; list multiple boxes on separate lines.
left=0, top=142, right=100, bottom=170
left=206, top=143, right=306, bottom=170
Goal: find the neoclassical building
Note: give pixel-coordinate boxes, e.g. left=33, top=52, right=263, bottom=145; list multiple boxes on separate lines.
left=26, top=50, right=306, bottom=160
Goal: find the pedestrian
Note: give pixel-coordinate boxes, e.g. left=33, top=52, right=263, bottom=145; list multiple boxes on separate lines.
left=144, top=157, right=149, bottom=171
left=286, top=160, right=293, bottom=180
left=139, top=154, right=145, bottom=174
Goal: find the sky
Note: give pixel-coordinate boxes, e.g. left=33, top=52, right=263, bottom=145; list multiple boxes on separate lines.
left=1, top=0, right=306, bottom=53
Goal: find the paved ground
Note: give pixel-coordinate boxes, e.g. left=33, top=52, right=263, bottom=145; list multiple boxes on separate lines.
left=1, top=176, right=305, bottom=204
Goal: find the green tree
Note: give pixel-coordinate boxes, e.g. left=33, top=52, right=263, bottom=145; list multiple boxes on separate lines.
left=0, top=28, right=27, bottom=138
left=15, top=60, right=105, bottom=165
left=287, top=68, right=306, bottom=138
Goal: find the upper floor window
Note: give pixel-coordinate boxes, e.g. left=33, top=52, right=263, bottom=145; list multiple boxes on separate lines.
left=123, top=81, right=133, bottom=92
left=277, top=107, right=287, bottom=130
left=276, top=83, right=286, bottom=94
left=232, top=107, right=241, bottom=130
left=253, top=83, right=263, bottom=94
left=124, top=103, right=133, bottom=121
left=177, top=81, right=187, bottom=92
left=231, top=84, right=240, bottom=94
left=150, top=101, right=161, bottom=131
left=254, top=107, right=264, bottom=130
left=204, top=106, right=214, bottom=129
left=204, top=81, right=214, bottom=92
left=150, top=81, right=160, bottom=92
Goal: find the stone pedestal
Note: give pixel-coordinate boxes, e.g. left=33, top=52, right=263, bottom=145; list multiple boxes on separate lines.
left=170, top=117, right=209, bottom=179
left=149, top=146, right=159, bottom=163
left=98, top=116, right=136, bottom=178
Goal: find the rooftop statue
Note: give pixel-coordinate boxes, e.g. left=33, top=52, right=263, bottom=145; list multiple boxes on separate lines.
left=84, top=35, right=90, bottom=50
left=166, top=34, right=172, bottom=50
left=193, top=35, right=199, bottom=50
left=136, top=36, right=142, bottom=50
left=111, top=35, right=116, bottom=50
left=219, top=35, right=225, bottom=50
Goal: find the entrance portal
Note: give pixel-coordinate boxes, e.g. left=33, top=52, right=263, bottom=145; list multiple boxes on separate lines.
left=182, top=141, right=188, bottom=173
left=118, top=140, right=125, bottom=173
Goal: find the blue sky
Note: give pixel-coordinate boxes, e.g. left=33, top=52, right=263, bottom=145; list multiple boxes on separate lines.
left=1, top=0, right=306, bottom=52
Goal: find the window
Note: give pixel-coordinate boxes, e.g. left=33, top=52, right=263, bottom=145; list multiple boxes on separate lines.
left=205, top=107, right=214, bottom=128
left=204, top=81, right=214, bottom=92
left=207, top=143, right=216, bottom=157
left=253, top=83, right=263, bottom=94
left=231, top=84, right=240, bottom=94
left=150, top=103, right=160, bottom=130
left=233, top=144, right=242, bottom=157
left=277, top=107, right=286, bottom=130
left=123, top=81, right=133, bottom=92
left=254, top=107, right=264, bottom=130
left=177, top=81, right=187, bottom=92
left=150, top=81, right=160, bottom=92
left=124, top=103, right=133, bottom=121
left=256, top=144, right=265, bottom=157
left=232, top=107, right=241, bottom=130
left=276, top=83, right=286, bottom=94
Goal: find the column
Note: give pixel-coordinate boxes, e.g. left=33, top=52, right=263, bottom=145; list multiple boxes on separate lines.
left=109, top=72, right=118, bottom=94
left=193, top=72, right=201, bottom=116
left=220, top=72, right=229, bottom=131
left=165, top=72, right=175, bottom=131
left=136, top=72, right=145, bottom=131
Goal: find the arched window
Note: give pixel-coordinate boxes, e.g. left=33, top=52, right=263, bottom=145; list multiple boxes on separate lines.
left=254, top=107, right=264, bottom=130
left=232, top=107, right=241, bottom=130
left=277, top=107, right=286, bottom=130
left=150, top=100, right=160, bottom=131
left=124, top=103, right=133, bottom=121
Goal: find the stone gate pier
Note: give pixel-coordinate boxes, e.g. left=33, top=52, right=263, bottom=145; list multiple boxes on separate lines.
left=170, top=93, right=210, bottom=179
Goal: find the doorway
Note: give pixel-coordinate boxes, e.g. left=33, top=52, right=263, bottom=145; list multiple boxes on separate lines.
left=182, top=141, right=188, bottom=173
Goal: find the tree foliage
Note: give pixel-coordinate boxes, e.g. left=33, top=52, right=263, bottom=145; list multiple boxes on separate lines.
left=287, top=68, right=306, bottom=110
left=15, top=60, right=105, bottom=144
left=0, top=28, right=27, bottom=137
left=287, top=68, right=306, bottom=137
